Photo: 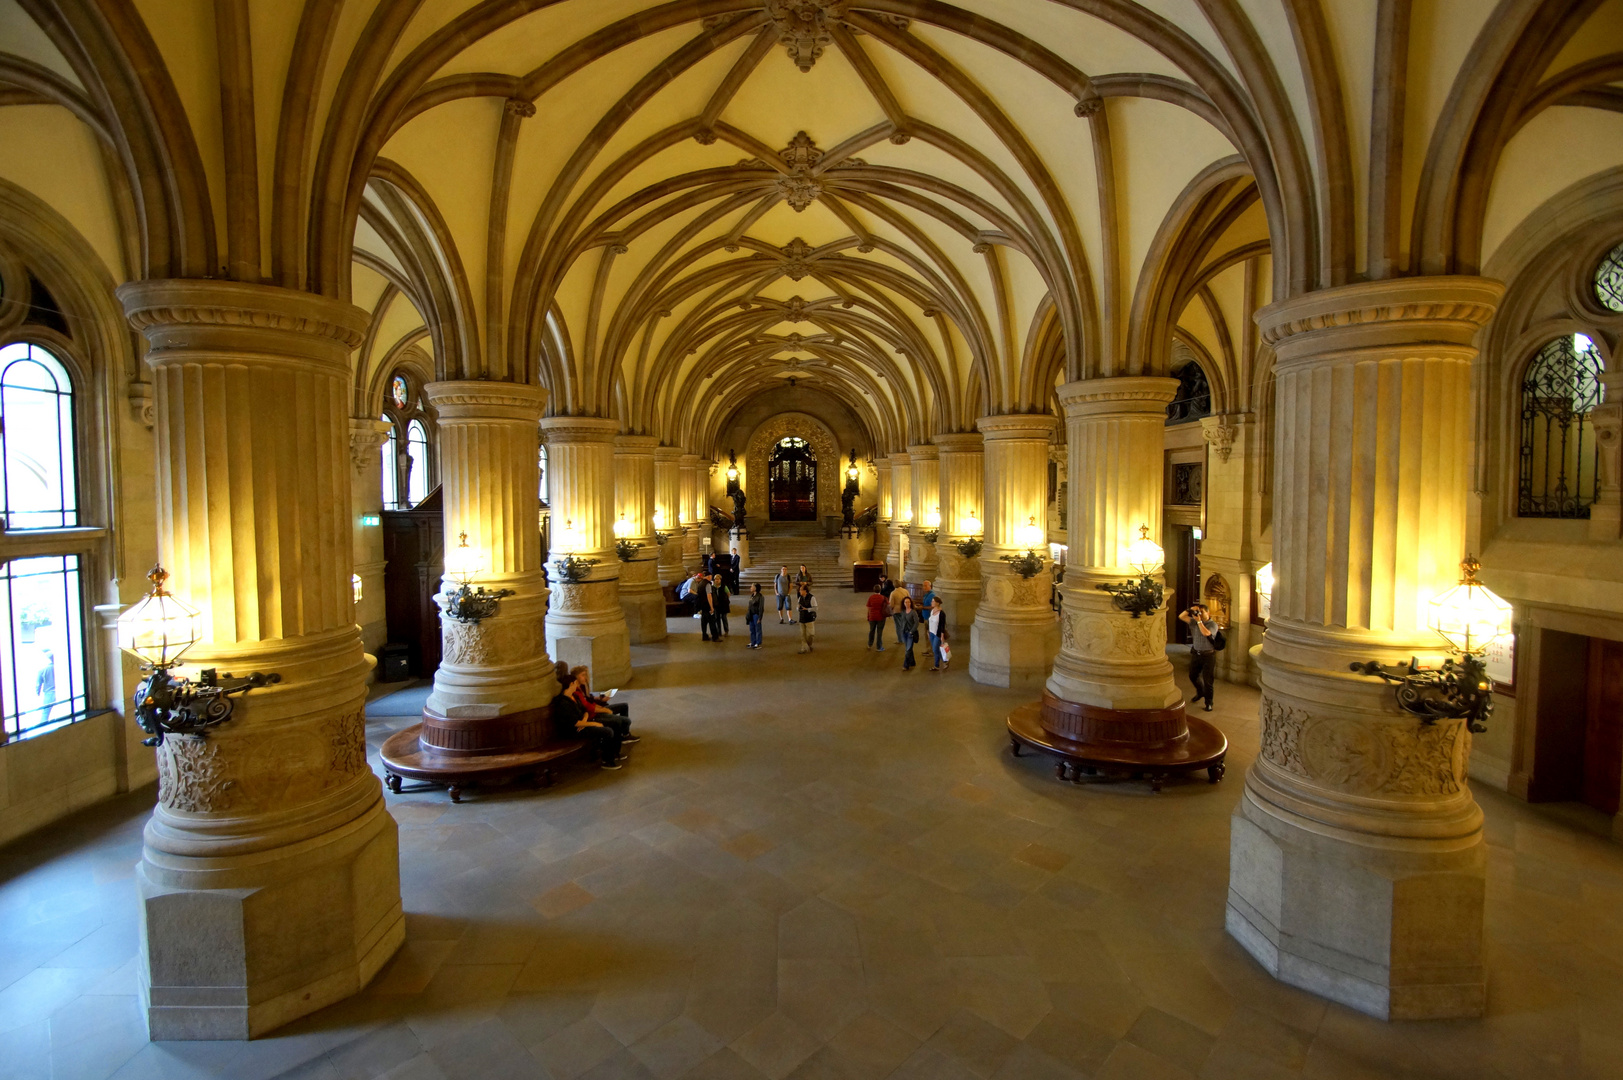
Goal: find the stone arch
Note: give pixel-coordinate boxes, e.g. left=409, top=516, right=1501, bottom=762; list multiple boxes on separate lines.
left=744, top=413, right=841, bottom=524
left=1203, top=573, right=1233, bottom=628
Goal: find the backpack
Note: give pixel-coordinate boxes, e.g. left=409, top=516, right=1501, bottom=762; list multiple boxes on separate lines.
left=1211, top=627, right=1227, bottom=652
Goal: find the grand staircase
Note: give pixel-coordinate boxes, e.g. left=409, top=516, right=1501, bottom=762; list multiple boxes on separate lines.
left=738, top=522, right=848, bottom=588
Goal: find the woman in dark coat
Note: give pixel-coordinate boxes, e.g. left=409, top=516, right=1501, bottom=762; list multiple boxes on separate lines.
left=746, top=583, right=766, bottom=649
left=897, top=597, right=920, bottom=672
left=552, top=668, right=625, bottom=769
left=713, top=577, right=732, bottom=637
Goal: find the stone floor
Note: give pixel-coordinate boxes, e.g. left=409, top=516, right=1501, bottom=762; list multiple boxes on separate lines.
left=3, top=590, right=1623, bottom=1079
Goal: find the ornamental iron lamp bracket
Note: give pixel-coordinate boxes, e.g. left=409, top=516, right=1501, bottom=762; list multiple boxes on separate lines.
left=552, top=553, right=600, bottom=585
left=1001, top=550, right=1046, bottom=579
left=1097, top=575, right=1165, bottom=618
left=954, top=536, right=983, bottom=559
left=1349, top=555, right=1509, bottom=734
left=116, top=565, right=280, bottom=747
left=441, top=582, right=516, bottom=623
left=615, top=538, right=641, bottom=562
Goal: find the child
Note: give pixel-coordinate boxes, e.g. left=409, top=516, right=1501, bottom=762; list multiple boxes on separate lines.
left=938, top=628, right=952, bottom=670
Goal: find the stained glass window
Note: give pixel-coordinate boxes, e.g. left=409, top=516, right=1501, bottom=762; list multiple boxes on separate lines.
left=381, top=419, right=400, bottom=510
left=0, top=554, right=87, bottom=740
left=407, top=419, right=429, bottom=506
left=1519, top=333, right=1605, bottom=518
left=0, top=343, right=77, bottom=529
left=390, top=374, right=410, bottom=409
left=1596, top=241, right=1623, bottom=313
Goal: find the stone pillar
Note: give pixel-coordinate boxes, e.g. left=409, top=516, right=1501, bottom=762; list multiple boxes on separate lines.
left=423, top=382, right=556, bottom=716
left=119, top=279, right=403, bottom=1040
left=1046, top=378, right=1182, bottom=712
left=654, top=445, right=686, bottom=585
left=875, top=456, right=893, bottom=575
left=541, top=417, right=632, bottom=685
left=887, top=451, right=910, bottom=581
left=679, top=452, right=702, bottom=572
left=349, top=418, right=392, bottom=656
left=615, top=435, right=665, bottom=644
left=1227, top=277, right=1502, bottom=1021
left=969, top=414, right=1060, bottom=688
left=935, top=432, right=984, bottom=638
left=1199, top=413, right=1266, bottom=685
left=905, top=443, right=939, bottom=586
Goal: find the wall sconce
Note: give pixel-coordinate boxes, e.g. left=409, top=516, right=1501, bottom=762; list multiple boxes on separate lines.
left=725, top=450, right=740, bottom=484
left=552, top=519, right=600, bottom=585
left=116, top=565, right=280, bottom=747
left=1001, top=515, right=1048, bottom=579
left=1254, top=561, right=1274, bottom=622
left=845, top=451, right=859, bottom=485
left=1350, top=555, right=1511, bottom=733
left=351, top=573, right=363, bottom=605
left=1096, top=524, right=1165, bottom=618
left=442, top=532, right=515, bottom=622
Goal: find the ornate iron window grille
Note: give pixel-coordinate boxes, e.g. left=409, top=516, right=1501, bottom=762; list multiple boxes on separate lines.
left=1518, top=334, right=1604, bottom=519
left=1596, top=240, right=1623, bottom=313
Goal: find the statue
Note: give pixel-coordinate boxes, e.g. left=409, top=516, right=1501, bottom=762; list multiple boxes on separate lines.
left=841, top=447, right=860, bottom=528
left=730, top=484, right=747, bottom=533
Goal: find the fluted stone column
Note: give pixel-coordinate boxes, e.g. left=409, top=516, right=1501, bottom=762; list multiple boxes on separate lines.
left=1228, top=277, right=1502, bottom=1021
left=119, top=280, right=402, bottom=1040
left=1046, top=378, right=1182, bottom=712
left=654, top=445, right=686, bottom=585
left=349, top=418, right=392, bottom=656
left=935, top=432, right=983, bottom=638
left=541, top=417, right=632, bottom=685
left=1199, top=413, right=1266, bottom=685
left=679, top=452, right=702, bottom=572
left=887, top=451, right=911, bottom=581
left=905, top=444, right=939, bottom=586
left=615, top=435, right=665, bottom=643
left=970, top=414, right=1060, bottom=688
left=421, top=382, right=555, bottom=717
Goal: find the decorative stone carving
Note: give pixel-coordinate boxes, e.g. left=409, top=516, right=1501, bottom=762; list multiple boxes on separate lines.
left=350, top=419, right=389, bottom=473
left=325, top=710, right=367, bottom=783
left=777, top=131, right=824, bottom=211
left=128, top=379, right=154, bottom=429
left=1203, top=573, right=1232, bottom=627
left=549, top=580, right=616, bottom=613
left=767, top=0, right=846, bottom=72
left=744, top=411, right=842, bottom=521
left=782, top=237, right=815, bottom=280
left=157, top=737, right=236, bottom=813
left=505, top=98, right=536, bottom=119
left=1259, top=695, right=1465, bottom=797
left=1203, top=420, right=1238, bottom=462
left=441, top=617, right=497, bottom=666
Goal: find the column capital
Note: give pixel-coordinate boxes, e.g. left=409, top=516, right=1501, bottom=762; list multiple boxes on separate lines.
left=889, top=450, right=911, bottom=465
left=874, top=457, right=891, bottom=472
left=1056, top=376, right=1177, bottom=419
left=539, top=415, right=619, bottom=444
left=654, top=444, right=685, bottom=462
left=349, top=418, right=392, bottom=473
left=614, top=434, right=660, bottom=453
left=906, top=442, right=939, bottom=460
left=1256, top=275, right=1503, bottom=371
left=934, top=431, right=984, bottom=453
left=977, top=412, right=1059, bottom=439
left=118, top=279, right=368, bottom=368
left=678, top=451, right=701, bottom=465
left=424, top=379, right=548, bottom=422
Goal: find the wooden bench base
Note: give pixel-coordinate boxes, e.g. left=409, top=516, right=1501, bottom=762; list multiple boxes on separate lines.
left=1007, top=702, right=1227, bottom=792
left=379, top=723, right=592, bottom=802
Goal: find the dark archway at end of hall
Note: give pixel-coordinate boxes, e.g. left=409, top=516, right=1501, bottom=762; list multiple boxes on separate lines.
left=769, top=437, right=817, bottom=520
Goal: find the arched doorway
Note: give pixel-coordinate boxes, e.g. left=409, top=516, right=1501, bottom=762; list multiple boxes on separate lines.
left=769, top=437, right=817, bottom=520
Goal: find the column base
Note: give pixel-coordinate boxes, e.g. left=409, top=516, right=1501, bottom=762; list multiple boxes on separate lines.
left=138, top=797, right=403, bottom=1040
left=969, top=615, right=1058, bottom=689
left=935, top=583, right=979, bottom=639
left=1227, top=781, right=1486, bottom=1021
left=622, top=587, right=667, bottom=644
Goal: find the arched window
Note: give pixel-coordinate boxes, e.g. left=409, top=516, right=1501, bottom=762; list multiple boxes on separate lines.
left=1166, top=360, right=1212, bottom=425
left=380, top=419, right=400, bottom=510
left=538, top=443, right=548, bottom=507
left=407, top=419, right=430, bottom=506
left=1519, top=333, right=1605, bottom=518
left=0, top=342, right=86, bottom=739
left=1595, top=241, right=1623, bottom=313
left=390, top=373, right=410, bottom=409
left=0, top=342, right=77, bottom=529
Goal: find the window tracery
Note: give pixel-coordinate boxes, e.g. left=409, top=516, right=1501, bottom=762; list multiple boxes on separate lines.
left=1519, top=333, right=1605, bottom=519
left=1595, top=241, right=1623, bottom=313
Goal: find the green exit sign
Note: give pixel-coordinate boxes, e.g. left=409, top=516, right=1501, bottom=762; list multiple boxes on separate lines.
left=360, top=514, right=381, bottom=527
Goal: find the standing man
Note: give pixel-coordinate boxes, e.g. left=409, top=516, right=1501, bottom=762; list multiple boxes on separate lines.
left=865, top=585, right=888, bottom=651
left=775, top=565, right=793, bottom=623
left=728, top=545, right=742, bottom=592
left=919, top=579, right=938, bottom=613
left=1178, top=602, right=1219, bottom=711
left=694, top=570, right=717, bottom=642
left=889, top=580, right=911, bottom=645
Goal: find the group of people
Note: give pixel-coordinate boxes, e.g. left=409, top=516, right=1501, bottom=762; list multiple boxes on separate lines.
left=550, top=660, right=639, bottom=769
left=771, top=565, right=818, bottom=653
left=865, top=576, right=951, bottom=672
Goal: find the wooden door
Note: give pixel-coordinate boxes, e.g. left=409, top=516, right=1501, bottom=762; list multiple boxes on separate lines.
left=769, top=440, right=817, bottom=520
left=1584, top=637, right=1623, bottom=814
left=382, top=502, right=444, bottom=678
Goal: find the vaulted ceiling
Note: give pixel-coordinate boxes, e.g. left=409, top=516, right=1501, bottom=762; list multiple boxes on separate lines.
left=3, top=1, right=1623, bottom=456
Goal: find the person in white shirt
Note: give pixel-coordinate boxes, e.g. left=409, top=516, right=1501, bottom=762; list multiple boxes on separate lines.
left=926, top=597, right=947, bottom=671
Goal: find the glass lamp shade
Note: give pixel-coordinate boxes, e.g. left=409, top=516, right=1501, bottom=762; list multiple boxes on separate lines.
left=958, top=511, right=981, bottom=536
left=926, top=508, right=941, bottom=529
left=1125, top=524, right=1164, bottom=574
left=652, top=510, right=667, bottom=531
left=847, top=464, right=859, bottom=482
left=351, top=573, right=363, bottom=604
left=445, top=532, right=486, bottom=584
left=1018, top=515, right=1045, bottom=550
left=725, top=463, right=739, bottom=482
left=556, top=519, right=583, bottom=554
left=612, top=515, right=631, bottom=538
left=1429, top=556, right=1512, bottom=655
left=117, top=565, right=201, bottom=668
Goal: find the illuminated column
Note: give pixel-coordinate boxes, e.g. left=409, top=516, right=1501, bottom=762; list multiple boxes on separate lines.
left=904, top=443, right=939, bottom=585
left=887, top=451, right=910, bottom=581
left=424, top=381, right=556, bottom=716
left=1228, top=278, right=1502, bottom=1020
left=349, top=418, right=392, bottom=655
left=934, top=432, right=983, bottom=638
left=679, top=452, right=702, bottom=572
left=654, top=445, right=685, bottom=585
left=541, top=417, right=632, bottom=685
left=969, top=414, right=1059, bottom=688
left=614, top=435, right=665, bottom=643
left=874, top=456, right=893, bottom=577
left=120, top=280, right=402, bottom=1040
left=1046, top=377, right=1181, bottom=711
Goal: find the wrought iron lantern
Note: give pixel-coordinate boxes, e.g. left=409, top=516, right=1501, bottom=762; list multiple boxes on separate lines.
left=1097, top=524, right=1166, bottom=618
left=1349, top=555, right=1511, bottom=733
left=725, top=450, right=740, bottom=485
left=442, top=532, right=515, bottom=623
left=116, top=565, right=280, bottom=747
left=1001, top=515, right=1048, bottom=579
